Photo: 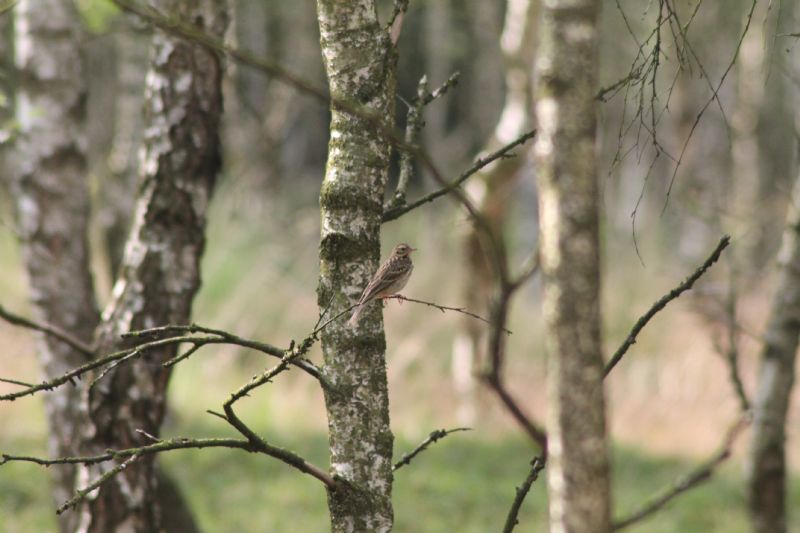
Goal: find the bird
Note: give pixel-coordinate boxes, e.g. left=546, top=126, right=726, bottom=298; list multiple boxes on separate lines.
left=348, top=243, right=416, bottom=327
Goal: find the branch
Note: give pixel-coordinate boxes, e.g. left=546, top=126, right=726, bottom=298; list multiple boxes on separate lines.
left=382, top=129, right=536, bottom=222
left=604, top=235, right=730, bottom=377
left=485, top=376, right=548, bottom=455
left=611, top=416, right=749, bottom=530
left=0, top=325, right=324, bottom=401
left=385, top=295, right=511, bottom=334
left=0, top=303, right=94, bottom=357
left=502, top=457, right=546, bottom=533
left=392, top=428, right=471, bottom=471
left=58, top=454, right=142, bottom=515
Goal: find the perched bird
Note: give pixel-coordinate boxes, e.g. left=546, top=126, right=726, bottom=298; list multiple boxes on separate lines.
left=348, top=243, right=416, bottom=327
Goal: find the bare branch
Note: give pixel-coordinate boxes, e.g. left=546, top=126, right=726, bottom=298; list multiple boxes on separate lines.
left=58, top=454, right=142, bottom=515
left=393, top=428, right=471, bottom=472
left=382, top=129, right=536, bottom=222
left=485, top=376, right=548, bottom=455
left=0, top=325, right=324, bottom=401
left=0, top=377, right=34, bottom=388
left=612, top=416, right=750, bottom=530
left=389, top=75, right=431, bottom=209
left=385, top=295, right=511, bottom=334
left=502, top=457, right=546, bottom=533
left=0, top=303, right=94, bottom=357
left=604, top=235, right=730, bottom=377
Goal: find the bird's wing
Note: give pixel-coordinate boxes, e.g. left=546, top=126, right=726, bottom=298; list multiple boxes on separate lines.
left=357, top=258, right=405, bottom=304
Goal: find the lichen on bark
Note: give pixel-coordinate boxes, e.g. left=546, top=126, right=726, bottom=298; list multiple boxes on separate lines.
left=315, top=0, right=397, bottom=531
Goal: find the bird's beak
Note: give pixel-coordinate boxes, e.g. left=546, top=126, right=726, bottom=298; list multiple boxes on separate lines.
left=410, top=247, right=418, bottom=252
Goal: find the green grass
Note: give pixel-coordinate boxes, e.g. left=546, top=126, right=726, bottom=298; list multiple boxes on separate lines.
left=2, top=423, right=798, bottom=533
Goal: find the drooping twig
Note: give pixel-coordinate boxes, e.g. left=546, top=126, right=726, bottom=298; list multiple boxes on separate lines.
left=0, top=303, right=94, bottom=357
left=385, top=295, right=511, bottom=334
left=604, top=235, right=731, bottom=377
left=502, top=457, right=546, bottom=533
left=382, top=129, right=536, bottom=222
left=392, top=428, right=471, bottom=472
left=611, top=416, right=750, bottom=530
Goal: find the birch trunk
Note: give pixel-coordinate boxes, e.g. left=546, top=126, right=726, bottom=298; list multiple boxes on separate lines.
left=10, top=3, right=100, bottom=531
left=315, top=1, right=396, bottom=531
left=74, top=1, right=228, bottom=531
left=746, top=169, right=800, bottom=533
left=533, top=0, right=611, bottom=531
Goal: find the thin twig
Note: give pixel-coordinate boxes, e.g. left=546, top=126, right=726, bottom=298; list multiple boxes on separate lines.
left=386, top=295, right=511, bottom=334
left=393, top=428, right=471, bottom=471
left=502, top=457, right=546, bottom=533
left=604, top=235, right=730, bottom=377
left=57, top=453, right=142, bottom=514
left=611, top=416, right=750, bottom=530
left=382, top=129, right=536, bottom=222
left=390, top=75, right=429, bottom=208
left=0, top=304, right=94, bottom=357
left=0, top=377, right=34, bottom=388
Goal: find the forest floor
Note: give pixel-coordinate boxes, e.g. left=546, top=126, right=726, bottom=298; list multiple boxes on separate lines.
left=1, top=183, right=799, bottom=531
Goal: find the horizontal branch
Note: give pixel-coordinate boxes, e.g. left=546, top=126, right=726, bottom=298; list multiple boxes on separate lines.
left=612, top=416, right=749, bottom=530
left=386, top=295, right=511, bottom=334
left=0, top=325, right=324, bottom=401
left=382, top=129, right=537, bottom=222
left=393, top=428, right=471, bottom=471
left=604, top=235, right=730, bottom=377
left=0, top=303, right=94, bottom=357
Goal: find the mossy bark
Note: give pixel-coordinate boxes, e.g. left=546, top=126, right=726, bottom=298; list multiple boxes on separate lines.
left=533, top=0, right=611, bottom=531
left=315, top=1, right=397, bottom=531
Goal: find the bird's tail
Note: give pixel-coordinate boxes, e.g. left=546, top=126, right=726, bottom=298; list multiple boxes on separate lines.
left=348, top=303, right=365, bottom=327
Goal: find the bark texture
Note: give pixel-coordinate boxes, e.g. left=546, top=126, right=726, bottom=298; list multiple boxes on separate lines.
left=74, top=1, right=228, bottom=531
left=10, top=3, right=100, bottom=531
left=315, top=1, right=396, bottom=531
left=746, top=170, right=800, bottom=533
left=533, top=0, right=611, bottom=531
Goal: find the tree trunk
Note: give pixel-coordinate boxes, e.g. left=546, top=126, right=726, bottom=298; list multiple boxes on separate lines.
left=455, top=0, right=539, bottom=425
left=745, top=167, right=800, bottom=533
left=97, top=24, right=149, bottom=284
left=74, top=1, right=228, bottom=531
left=10, top=3, right=100, bottom=531
left=315, top=1, right=396, bottom=531
left=533, top=0, right=611, bottom=531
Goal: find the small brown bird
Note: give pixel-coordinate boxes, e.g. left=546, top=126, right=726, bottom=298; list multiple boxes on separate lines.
left=348, top=243, right=416, bottom=327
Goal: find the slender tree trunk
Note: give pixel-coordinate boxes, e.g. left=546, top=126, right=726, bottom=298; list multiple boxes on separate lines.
left=74, top=1, right=228, bottom=531
left=534, top=0, right=611, bottom=531
left=10, top=3, right=100, bottom=531
left=455, top=0, right=539, bottom=425
left=315, top=1, right=396, bottom=531
left=746, top=167, right=800, bottom=533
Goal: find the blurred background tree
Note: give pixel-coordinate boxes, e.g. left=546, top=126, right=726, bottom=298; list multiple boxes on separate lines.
left=1, top=0, right=800, bottom=531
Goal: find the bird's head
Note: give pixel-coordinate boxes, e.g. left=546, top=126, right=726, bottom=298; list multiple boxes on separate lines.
left=393, top=243, right=417, bottom=257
